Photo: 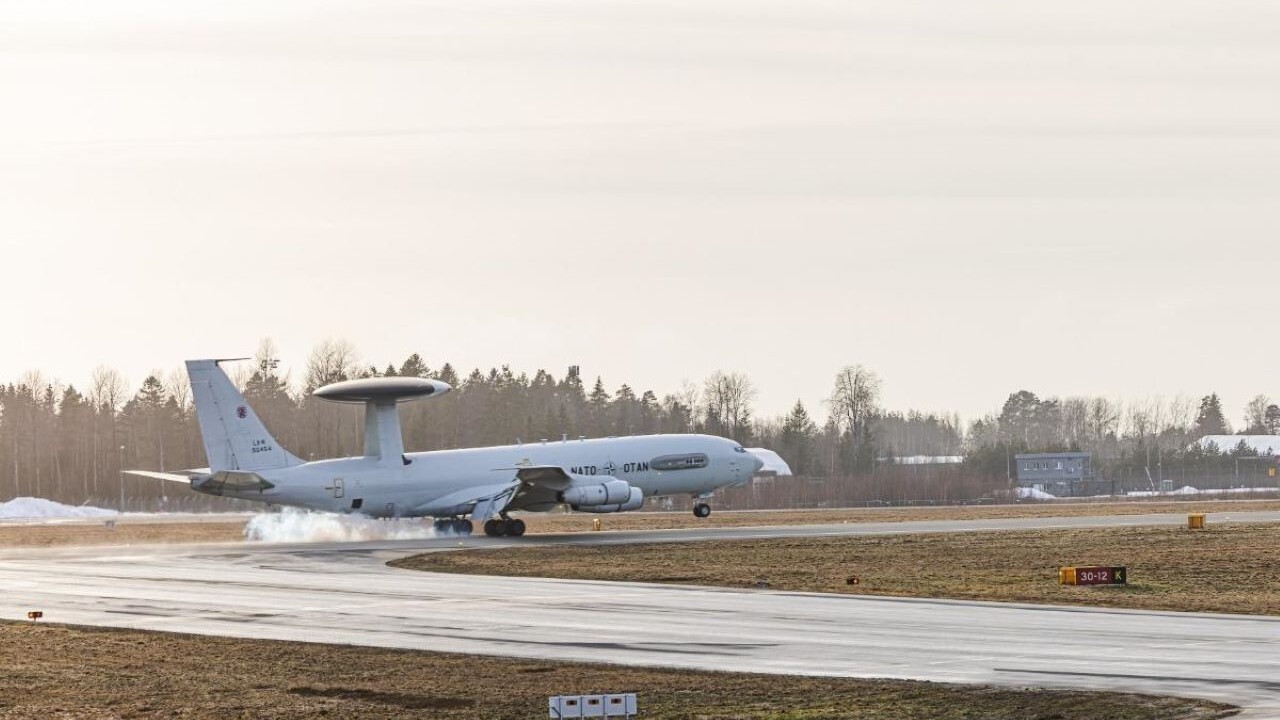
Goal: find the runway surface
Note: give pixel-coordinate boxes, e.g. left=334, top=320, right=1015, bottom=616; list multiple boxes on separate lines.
left=2, top=510, right=1279, bottom=716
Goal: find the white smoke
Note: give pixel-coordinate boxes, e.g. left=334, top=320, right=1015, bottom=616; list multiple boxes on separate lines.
left=243, top=508, right=443, bottom=543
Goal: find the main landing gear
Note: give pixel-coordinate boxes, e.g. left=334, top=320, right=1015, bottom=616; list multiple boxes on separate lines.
left=693, top=502, right=712, bottom=518
left=483, top=516, right=527, bottom=537
left=433, top=517, right=473, bottom=535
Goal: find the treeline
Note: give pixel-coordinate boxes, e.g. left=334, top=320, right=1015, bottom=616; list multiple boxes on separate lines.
left=1, top=340, right=909, bottom=507
left=1, top=337, right=1271, bottom=509
left=964, top=389, right=1280, bottom=485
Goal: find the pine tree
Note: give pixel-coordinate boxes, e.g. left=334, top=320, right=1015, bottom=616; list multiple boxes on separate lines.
left=587, top=377, right=611, bottom=436
left=611, top=384, right=637, bottom=435
left=781, top=399, right=816, bottom=475
left=398, top=353, right=430, bottom=378
left=638, top=390, right=659, bottom=434
left=1194, top=393, right=1230, bottom=436
left=1265, top=405, right=1280, bottom=435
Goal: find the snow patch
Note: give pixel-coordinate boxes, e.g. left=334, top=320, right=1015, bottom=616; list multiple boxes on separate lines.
left=243, top=507, right=439, bottom=543
left=1016, top=487, right=1057, bottom=500
left=1127, top=486, right=1280, bottom=497
left=0, top=497, right=117, bottom=519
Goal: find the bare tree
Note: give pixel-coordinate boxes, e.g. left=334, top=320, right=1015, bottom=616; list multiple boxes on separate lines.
left=1166, top=394, right=1195, bottom=435
left=1060, top=397, right=1089, bottom=447
left=1126, top=398, right=1155, bottom=444
left=1244, top=394, right=1271, bottom=434
left=1085, top=397, right=1121, bottom=441
left=702, top=371, right=756, bottom=436
left=676, top=380, right=702, bottom=427
left=227, top=363, right=253, bottom=391
left=828, top=365, right=881, bottom=444
left=163, top=368, right=191, bottom=413
left=1150, top=395, right=1167, bottom=432
left=254, top=338, right=282, bottom=377
left=304, top=338, right=359, bottom=391
left=86, top=365, right=127, bottom=496
left=88, top=366, right=127, bottom=412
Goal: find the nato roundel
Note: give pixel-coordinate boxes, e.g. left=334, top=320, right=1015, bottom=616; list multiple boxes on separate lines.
left=312, top=376, right=451, bottom=404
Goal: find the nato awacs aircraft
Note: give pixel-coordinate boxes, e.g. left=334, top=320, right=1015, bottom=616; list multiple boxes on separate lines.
left=131, top=359, right=791, bottom=537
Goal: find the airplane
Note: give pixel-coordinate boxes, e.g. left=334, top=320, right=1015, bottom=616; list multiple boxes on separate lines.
left=130, top=358, right=792, bottom=537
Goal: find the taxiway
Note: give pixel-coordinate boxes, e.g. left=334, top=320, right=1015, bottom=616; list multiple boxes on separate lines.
left=1, top=511, right=1278, bottom=716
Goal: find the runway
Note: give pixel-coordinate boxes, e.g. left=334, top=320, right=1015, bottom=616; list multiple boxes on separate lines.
left=2, top=511, right=1279, bottom=716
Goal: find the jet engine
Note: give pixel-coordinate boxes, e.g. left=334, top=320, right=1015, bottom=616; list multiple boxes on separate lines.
left=560, top=479, right=632, bottom=506
left=574, top=487, right=644, bottom=513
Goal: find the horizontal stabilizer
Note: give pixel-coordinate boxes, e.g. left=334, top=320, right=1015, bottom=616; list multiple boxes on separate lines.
left=200, top=471, right=275, bottom=495
left=125, top=469, right=211, bottom=483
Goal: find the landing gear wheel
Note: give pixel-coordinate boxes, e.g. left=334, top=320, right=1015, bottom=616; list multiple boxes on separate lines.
left=693, top=502, right=711, bottom=518
left=453, top=519, right=473, bottom=535
left=484, top=519, right=503, bottom=537
left=508, top=518, right=526, bottom=536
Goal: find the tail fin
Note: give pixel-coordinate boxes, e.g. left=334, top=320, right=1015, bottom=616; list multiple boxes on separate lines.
left=186, top=359, right=300, bottom=472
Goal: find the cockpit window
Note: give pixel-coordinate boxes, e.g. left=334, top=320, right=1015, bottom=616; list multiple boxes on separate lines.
left=733, top=446, right=746, bottom=453
left=650, top=453, right=709, bottom=471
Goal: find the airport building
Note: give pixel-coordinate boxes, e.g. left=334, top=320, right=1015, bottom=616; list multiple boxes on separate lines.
left=1015, top=452, right=1094, bottom=497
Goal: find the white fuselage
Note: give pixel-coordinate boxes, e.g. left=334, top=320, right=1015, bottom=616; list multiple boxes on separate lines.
left=218, top=434, right=754, bottom=518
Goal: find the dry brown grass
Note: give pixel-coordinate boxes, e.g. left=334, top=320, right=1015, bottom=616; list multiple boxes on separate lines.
left=523, top=499, right=1280, bottom=533
left=0, top=622, right=1232, bottom=719
left=395, top=522, right=1280, bottom=615
left=0, top=520, right=246, bottom=548
left=2, top=498, right=1277, bottom=549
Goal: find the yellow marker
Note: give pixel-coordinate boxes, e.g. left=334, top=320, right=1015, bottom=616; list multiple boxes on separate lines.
left=1187, top=513, right=1206, bottom=530
left=592, top=518, right=603, bottom=531
left=1058, top=567, right=1077, bottom=585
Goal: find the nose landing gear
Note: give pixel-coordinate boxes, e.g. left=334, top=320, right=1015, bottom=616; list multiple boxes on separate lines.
left=693, top=502, right=711, bottom=518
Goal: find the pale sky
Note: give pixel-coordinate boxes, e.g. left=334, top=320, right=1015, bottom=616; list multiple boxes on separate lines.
left=2, top=0, right=1278, bottom=424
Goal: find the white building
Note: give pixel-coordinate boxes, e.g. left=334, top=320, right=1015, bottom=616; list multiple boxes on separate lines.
left=1194, top=435, right=1280, bottom=455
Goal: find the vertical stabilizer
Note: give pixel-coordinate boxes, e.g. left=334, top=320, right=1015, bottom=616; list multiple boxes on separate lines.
left=186, top=359, right=300, bottom=472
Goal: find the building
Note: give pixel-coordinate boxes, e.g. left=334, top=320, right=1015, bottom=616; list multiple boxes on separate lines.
left=1015, top=452, right=1093, bottom=497
left=887, top=455, right=964, bottom=466
left=1193, top=435, right=1280, bottom=456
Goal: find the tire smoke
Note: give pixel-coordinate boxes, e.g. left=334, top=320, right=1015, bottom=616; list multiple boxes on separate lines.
left=243, top=507, right=441, bottom=543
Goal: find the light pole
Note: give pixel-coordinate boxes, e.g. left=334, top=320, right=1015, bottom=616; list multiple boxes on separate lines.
left=118, top=444, right=126, bottom=511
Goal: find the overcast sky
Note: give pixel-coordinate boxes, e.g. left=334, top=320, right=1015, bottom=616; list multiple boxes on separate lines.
left=2, top=0, right=1278, bottom=424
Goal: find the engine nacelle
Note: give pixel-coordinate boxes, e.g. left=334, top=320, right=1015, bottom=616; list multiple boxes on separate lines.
left=560, top=479, right=632, bottom=506
left=574, top=487, right=644, bottom=513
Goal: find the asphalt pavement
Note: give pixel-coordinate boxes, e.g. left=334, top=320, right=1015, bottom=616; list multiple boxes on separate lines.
left=1, top=510, right=1278, bottom=716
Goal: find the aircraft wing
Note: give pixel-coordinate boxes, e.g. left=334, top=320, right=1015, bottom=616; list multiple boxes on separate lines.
left=511, top=465, right=575, bottom=490
left=468, top=480, right=522, bottom=522
left=466, top=465, right=592, bottom=520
